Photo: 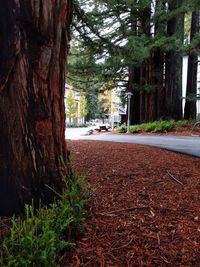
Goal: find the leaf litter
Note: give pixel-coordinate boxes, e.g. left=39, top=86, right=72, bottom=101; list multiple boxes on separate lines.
left=66, top=140, right=200, bottom=267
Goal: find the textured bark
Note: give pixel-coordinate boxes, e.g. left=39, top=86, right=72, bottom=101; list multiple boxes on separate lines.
left=128, top=7, right=141, bottom=126
left=153, top=1, right=166, bottom=120
left=138, top=3, right=157, bottom=123
left=184, top=11, right=199, bottom=119
left=129, top=66, right=140, bottom=125
left=129, top=4, right=151, bottom=124
left=0, top=0, right=73, bottom=216
left=152, top=49, right=165, bottom=120
left=146, top=56, right=155, bottom=122
left=164, top=0, right=184, bottom=120
left=139, top=0, right=166, bottom=123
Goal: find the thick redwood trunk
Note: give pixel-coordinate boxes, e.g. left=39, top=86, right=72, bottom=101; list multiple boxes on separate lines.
left=129, top=66, right=140, bottom=125
left=152, top=48, right=165, bottom=120
left=164, top=0, right=184, bottom=120
left=184, top=11, right=199, bottom=119
left=184, top=54, right=198, bottom=119
left=0, top=0, right=72, bottom=216
left=165, top=49, right=183, bottom=119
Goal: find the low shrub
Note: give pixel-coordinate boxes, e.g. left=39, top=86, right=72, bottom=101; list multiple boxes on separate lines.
left=141, top=122, right=158, bottom=132
left=116, top=125, right=127, bottom=133
left=130, top=125, right=141, bottom=133
left=1, top=175, right=88, bottom=267
left=153, top=120, right=175, bottom=132
left=116, top=120, right=190, bottom=134
left=116, top=120, right=195, bottom=134
left=175, top=120, right=194, bottom=127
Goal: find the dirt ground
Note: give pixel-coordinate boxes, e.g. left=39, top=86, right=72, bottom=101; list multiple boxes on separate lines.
left=66, top=140, right=200, bottom=267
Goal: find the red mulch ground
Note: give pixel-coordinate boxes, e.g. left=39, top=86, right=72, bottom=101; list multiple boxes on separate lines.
left=66, top=140, right=200, bottom=267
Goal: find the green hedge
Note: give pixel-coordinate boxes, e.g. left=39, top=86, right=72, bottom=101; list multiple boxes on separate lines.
left=117, top=120, right=193, bottom=134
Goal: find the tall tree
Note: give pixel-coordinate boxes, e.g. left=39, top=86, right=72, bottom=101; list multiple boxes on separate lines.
left=0, top=0, right=73, bottom=216
left=184, top=10, right=200, bottom=119
left=129, top=3, right=151, bottom=125
left=66, top=88, right=76, bottom=125
left=73, top=0, right=199, bottom=123
left=74, top=0, right=151, bottom=124
left=80, top=92, right=88, bottom=124
left=164, top=0, right=184, bottom=120
left=67, top=42, right=101, bottom=120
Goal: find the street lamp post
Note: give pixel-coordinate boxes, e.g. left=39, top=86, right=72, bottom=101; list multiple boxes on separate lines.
left=126, top=92, right=133, bottom=134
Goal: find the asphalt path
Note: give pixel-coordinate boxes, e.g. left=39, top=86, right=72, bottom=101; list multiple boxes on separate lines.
left=66, top=128, right=200, bottom=158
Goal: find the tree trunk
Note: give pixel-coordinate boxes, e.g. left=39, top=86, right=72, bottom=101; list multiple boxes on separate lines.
left=184, top=11, right=199, bottom=119
left=152, top=49, right=165, bottom=120
left=153, top=1, right=166, bottom=120
left=164, top=0, right=184, bottom=120
left=0, top=0, right=73, bottom=216
left=128, top=7, right=141, bottom=125
left=138, top=2, right=153, bottom=123
left=129, top=66, right=141, bottom=125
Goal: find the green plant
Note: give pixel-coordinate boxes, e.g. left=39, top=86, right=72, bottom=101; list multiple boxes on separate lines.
left=116, top=124, right=127, bottom=133
left=1, top=175, right=88, bottom=267
left=153, top=120, right=175, bottom=132
left=116, top=120, right=194, bottom=134
left=141, top=122, right=157, bottom=132
left=65, top=88, right=76, bottom=126
left=130, top=125, right=141, bottom=133
left=175, top=119, right=194, bottom=127
left=2, top=204, right=57, bottom=267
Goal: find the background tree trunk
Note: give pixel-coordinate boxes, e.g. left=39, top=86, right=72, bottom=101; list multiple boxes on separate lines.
left=129, top=66, right=140, bottom=125
left=184, top=10, right=199, bottom=119
left=152, top=1, right=166, bottom=120
left=129, top=7, right=140, bottom=125
left=152, top=48, right=165, bottom=120
left=0, top=0, right=73, bottom=216
left=164, top=0, right=184, bottom=120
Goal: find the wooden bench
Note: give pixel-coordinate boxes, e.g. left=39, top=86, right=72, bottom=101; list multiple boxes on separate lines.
left=96, top=125, right=109, bottom=132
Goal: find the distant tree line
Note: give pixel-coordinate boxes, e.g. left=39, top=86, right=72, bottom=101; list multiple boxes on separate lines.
left=68, top=0, right=200, bottom=123
left=65, top=88, right=88, bottom=126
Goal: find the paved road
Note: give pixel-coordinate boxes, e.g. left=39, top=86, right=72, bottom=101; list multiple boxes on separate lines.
left=65, top=128, right=200, bottom=157
left=65, top=126, right=98, bottom=139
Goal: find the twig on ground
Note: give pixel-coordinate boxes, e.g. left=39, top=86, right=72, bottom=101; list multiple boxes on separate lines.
left=157, top=232, right=161, bottom=246
left=160, top=255, right=170, bottom=264
left=111, top=237, right=134, bottom=251
left=166, top=170, right=184, bottom=185
left=83, top=256, right=96, bottom=267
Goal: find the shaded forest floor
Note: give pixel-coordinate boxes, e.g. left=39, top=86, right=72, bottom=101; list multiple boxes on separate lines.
left=66, top=140, right=200, bottom=267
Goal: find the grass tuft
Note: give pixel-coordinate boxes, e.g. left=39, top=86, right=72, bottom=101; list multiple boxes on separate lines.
left=0, top=175, right=88, bottom=267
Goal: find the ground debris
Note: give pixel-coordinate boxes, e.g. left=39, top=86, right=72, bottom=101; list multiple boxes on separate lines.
left=66, top=141, right=200, bottom=266
left=166, top=170, right=184, bottom=185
